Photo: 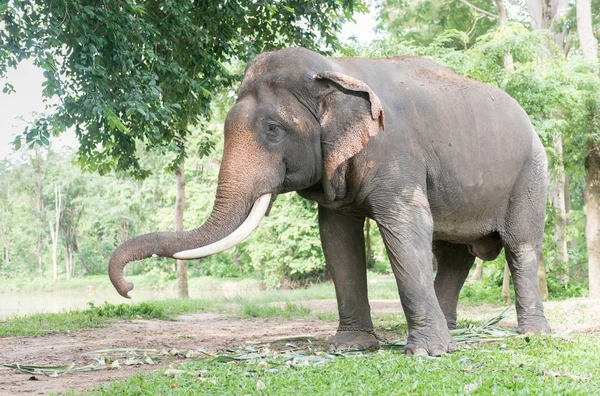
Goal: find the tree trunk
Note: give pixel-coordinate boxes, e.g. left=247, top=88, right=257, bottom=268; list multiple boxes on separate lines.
left=586, top=155, right=600, bottom=298
left=34, top=163, right=43, bottom=278
left=495, top=0, right=515, bottom=70
left=471, top=258, right=484, bottom=281
left=65, top=243, right=73, bottom=279
left=549, top=134, right=570, bottom=285
left=175, top=163, right=189, bottom=298
left=576, top=0, right=598, bottom=60
left=528, top=0, right=569, bottom=292
left=37, top=234, right=43, bottom=277
left=576, top=0, right=600, bottom=299
left=502, top=262, right=511, bottom=302
left=538, top=250, right=549, bottom=300
left=49, top=184, right=61, bottom=282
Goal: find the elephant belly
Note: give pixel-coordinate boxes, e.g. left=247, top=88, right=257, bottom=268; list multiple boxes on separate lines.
left=430, top=193, right=508, bottom=246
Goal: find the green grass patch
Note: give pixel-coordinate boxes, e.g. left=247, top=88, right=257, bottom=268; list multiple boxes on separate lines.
left=238, top=301, right=311, bottom=319
left=0, top=299, right=220, bottom=337
left=87, top=334, right=600, bottom=395
left=459, top=281, right=507, bottom=306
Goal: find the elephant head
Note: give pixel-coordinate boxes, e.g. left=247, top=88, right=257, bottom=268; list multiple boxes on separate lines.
left=109, top=48, right=384, bottom=298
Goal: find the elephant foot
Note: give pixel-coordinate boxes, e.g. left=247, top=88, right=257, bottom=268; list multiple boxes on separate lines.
left=329, top=330, right=380, bottom=351
left=516, top=315, right=551, bottom=334
left=405, top=327, right=455, bottom=357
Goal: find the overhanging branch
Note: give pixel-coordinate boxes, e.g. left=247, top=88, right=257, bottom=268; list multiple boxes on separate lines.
left=458, top=0, right=499, bottom=19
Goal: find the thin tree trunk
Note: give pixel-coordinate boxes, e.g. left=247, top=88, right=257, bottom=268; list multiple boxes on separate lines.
left=65, top=243, right=72, bottom=280
left=549, top=134, right=570, bottom=285
left=34, top=165, right=43, bottom=278
left=175, top=163, right=189, bottom=298
left=576, top=0, right=600, bottom=299
left=49, top=184, right=61, bottom=282
left=502, top=262, right=511, bottom=302
left=471, top=258, right=484, bottom=281
left=37, top=234, right=43, bottom=277
left=495, top=0, right=515, bottom=70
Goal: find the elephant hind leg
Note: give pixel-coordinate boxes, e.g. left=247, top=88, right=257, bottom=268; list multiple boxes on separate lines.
left=500, top=144, right=551, bottom=333
left=433, top=241, right=476, bottom=330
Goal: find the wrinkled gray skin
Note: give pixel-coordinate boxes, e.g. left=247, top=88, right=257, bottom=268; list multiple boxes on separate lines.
left=109, top=48, right=551, bottom=356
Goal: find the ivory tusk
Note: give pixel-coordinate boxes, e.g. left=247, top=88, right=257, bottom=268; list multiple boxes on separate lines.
left=173, top=193, right=272, bottom=260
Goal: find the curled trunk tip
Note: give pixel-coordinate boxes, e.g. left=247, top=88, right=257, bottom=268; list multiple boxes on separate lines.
left=109, top=251, right=136, bottom=298
left=117, top=281, right=133, bottom=299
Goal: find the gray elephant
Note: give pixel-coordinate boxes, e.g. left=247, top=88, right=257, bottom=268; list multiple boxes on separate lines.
left=109, top=48, right=551, bottom=356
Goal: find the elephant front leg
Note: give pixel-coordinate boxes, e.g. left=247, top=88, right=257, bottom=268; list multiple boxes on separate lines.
left=318, top=206, right=379, bottom=351
left=374, top=191, right=453, bottom=356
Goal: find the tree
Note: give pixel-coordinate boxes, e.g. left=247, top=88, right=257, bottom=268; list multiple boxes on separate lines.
left=1, top=0, right=361, bottom=290
left=378, top=0, right=499, bottom=49
left=30, top=149, right=47, bottom=277
left=526, top=0, right=571, bottom=285
left=48, top=183, right=62, bottom=281
left=576, top=0, right=600, bottom=298
left=1, top=0, right=361, bottom=178
left=175, top=163, right=188, bottom=298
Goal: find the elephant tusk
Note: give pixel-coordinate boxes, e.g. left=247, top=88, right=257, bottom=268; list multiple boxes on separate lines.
left=173, top=193, right=272, bottom=260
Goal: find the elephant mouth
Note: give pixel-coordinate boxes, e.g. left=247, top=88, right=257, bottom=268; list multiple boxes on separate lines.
left=265, top=193, right=277, bottom=216
left=173, top=193, right=274, bottom=260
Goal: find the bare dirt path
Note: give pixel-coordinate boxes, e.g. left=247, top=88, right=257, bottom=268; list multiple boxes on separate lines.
left=1, top=299, right=599, bottom=395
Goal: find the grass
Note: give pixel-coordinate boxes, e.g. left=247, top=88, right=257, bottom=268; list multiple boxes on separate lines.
left=238, top=301, right=312, bottom=319
left=82, top=334, right=600, bottom=395
left=0, top=299, right=220, bottom=337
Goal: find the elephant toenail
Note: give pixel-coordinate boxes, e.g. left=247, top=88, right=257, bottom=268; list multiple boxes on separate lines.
left=430, top=346, right=445, bottom=357
left=448, top=342, right=457, bottom=353
left=414, top=348, right=428, bottom=357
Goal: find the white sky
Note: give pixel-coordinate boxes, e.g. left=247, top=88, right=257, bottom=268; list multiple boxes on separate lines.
left=0, top=7, right=379, bottom=161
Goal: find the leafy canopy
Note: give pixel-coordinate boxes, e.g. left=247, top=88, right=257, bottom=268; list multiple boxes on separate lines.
left=0, top=0, right=360, bottom=178
left=377, top=0, right=500, bottom=49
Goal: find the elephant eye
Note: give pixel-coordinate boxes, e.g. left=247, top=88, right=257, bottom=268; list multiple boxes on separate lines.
left=265, top=123, right=283, bottom=143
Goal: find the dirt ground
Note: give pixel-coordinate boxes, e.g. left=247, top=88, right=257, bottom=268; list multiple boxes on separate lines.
left=1, top=299, right=599, bottom=395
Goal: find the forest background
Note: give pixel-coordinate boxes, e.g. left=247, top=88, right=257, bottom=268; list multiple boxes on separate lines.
left=0, top=0, right=599, bottom=301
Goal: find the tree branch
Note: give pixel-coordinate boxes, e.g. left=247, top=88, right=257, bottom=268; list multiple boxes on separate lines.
left=458, top=0, right=499, bottom=19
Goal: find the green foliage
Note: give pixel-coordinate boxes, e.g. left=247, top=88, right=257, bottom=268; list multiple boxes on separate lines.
left=0, top=0, right=361, bottom=178
left=238, top=194, right=324, bottom=288
left=378, top=0, right=500, bottom=49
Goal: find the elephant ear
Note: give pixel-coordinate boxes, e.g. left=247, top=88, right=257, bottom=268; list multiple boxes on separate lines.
left=315, top=72, right=385, bottom=201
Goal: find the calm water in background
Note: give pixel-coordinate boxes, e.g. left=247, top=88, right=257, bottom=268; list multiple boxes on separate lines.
left=0, top=281, right=265, bottom=319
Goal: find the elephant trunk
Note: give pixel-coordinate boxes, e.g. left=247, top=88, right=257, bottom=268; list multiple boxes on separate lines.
left=108, top=173, right=273, bottom=298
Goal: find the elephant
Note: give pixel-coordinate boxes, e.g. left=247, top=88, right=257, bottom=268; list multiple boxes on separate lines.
left=109, top=47, right=551, bottom=356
